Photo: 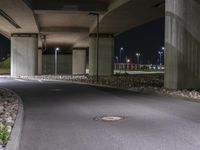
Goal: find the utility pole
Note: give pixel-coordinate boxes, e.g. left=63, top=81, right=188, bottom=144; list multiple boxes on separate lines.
left=136, top=53, right=141, bottom=70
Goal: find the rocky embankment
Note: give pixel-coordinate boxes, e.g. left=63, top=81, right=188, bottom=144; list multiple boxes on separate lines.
left=0, top=89, right=18, bottom=150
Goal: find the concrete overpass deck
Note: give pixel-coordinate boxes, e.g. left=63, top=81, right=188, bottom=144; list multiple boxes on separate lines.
left=0, top=0, right=164, bottom=49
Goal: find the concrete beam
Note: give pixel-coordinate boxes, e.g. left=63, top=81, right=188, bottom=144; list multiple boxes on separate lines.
left=0, top=0, right=39, bottom=35
left=32, top=0, right=108, bottom=12
left=0, top=30, right=10, bottom=39
left=89, top=0, right=130, bottom=33
left=40, top=27, right=89, bottom=33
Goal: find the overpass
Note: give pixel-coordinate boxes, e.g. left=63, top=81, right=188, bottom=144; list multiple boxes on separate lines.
left=0, top=0, right=199, bottom=89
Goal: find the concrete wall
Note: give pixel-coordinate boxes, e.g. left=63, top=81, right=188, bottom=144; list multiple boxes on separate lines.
left=72, top=49, right=86, bottom=74
left=165, top=0, right=200, bottom=89
left=11, top=36, right=38, bottom=76
left=42, top=54, right=72, bottom=75
left=89, top=35, right=114, bottom=76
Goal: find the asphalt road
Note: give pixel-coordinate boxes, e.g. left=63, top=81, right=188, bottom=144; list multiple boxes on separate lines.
left=0, top=78, right=200, bottom=150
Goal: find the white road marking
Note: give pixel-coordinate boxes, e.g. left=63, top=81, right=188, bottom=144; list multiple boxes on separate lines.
left=38, top=80, right=43, bottom=83
left=15, top=79, right=26, bottom=82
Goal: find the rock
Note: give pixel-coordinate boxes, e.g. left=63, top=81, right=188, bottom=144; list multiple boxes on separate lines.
left=5, top=116, right=14, bottom=124
left=0, top=139, right=3, bottom=145
left=0, top=106, right=4, bottom=113
left=7, top=126, right=12, bottom=133
left=3, top=101, right=7, bottom=106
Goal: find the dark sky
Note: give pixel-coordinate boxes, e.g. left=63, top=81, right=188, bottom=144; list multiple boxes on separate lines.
left=0, top=35, right=10, bottom=59
left=114, top=17, right=165, bottom=64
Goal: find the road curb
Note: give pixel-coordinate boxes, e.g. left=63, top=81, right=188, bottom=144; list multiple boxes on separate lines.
left=5, top=90, right=24, bottom=150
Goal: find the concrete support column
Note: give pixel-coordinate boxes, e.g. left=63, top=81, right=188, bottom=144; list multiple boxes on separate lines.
left=165, top=0, right=200, bottom=89
left=89, top=33, right=114, bottom=76
left=72, top=48, right=86, bottom=75
left=11, top=34, right=38, bottom=76
left=38, top=49, right=42, bottom=75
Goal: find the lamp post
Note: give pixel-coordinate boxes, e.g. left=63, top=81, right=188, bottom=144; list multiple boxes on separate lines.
left=115, top=56, right=119, bottom=71
left=126, top=58, right=130, bottom=73
left=120, top=47, right=124, bottom=63
left=162, top=46, right=165, bottom=64
left=127, top=59, right=130, bottom=63
left=136, top=53, right=140, bottom=70
left=89, top=12, right=100, bottom=82
left=115, top=56, right=119, bottom=63
left=158, top=51, right=163, bottom=66
left=55, top=47, right=59, bottom=75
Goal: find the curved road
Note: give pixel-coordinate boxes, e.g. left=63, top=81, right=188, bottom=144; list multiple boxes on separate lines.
left=1, top=78, right=200, bottom=150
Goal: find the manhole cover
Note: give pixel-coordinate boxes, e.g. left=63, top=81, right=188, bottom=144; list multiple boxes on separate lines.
left=94, top=115, right=127, bottom=122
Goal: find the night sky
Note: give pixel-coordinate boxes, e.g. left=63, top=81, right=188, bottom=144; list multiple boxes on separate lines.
left=115, top=17, right=165, bottom=65
left=0, top=35, right=10, bottom=60
left=0, top=17, right=164, bottom=64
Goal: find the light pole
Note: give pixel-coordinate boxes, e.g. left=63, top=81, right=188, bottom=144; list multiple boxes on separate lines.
left=136, top=53, right=140, bottom=70
left=126, top=58, right=130, bottom=73
left=89, top=12, right=100, bottom=82
left=115, top=56, right=119, bottom=63
left=120, top=47, right=124, bottom=63
left=158, top=51, right=163, bottom=66
left=55, top=47, right=59, bottom=75
left=127, top=59, right=130, bottom=63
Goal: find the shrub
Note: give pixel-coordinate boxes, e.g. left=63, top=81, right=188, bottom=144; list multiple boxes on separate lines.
left=0, top=125, right=9, bottom=144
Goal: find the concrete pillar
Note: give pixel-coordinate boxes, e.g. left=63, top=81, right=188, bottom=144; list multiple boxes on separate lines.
left=72, top=48, right=86, bottom=75
left=11, top=34, right=38, bottom=76
left=165, top=0, right=200, bottom=89
left=38, top=49, right=42, bottom=75
left=89, top=34, right=114, bottom=76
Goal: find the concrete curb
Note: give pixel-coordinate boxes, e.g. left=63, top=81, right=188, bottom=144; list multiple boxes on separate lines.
left=5, top=90, right=24, bottom=150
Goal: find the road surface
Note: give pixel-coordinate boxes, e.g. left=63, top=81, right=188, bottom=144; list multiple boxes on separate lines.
left=0, top=78, right=200, bottom=150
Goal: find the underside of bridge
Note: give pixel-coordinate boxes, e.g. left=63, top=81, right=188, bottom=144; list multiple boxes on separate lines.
left=0, top=0, right=200, bottom=89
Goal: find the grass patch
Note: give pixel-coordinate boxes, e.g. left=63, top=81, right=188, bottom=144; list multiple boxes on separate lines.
left=0, top=125, right=9, bottom=144
left=0, top=58, right=10, bottom=69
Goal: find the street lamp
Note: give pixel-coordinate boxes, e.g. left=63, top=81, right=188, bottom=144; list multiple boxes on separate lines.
left=126, top=58, right=130, bottom=73
left=55, top=47, right=60, bottom=75
left=120, top=47, right=124, bottom=63
left=158, top=51, right=163, bottom=66
left=115, top=56, right=119, bottom=63
left=136, top=53, right=140, bottom=69
left=89, top=12, right=100, bottom=82
left=126, top=59, right=130, bottom=63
